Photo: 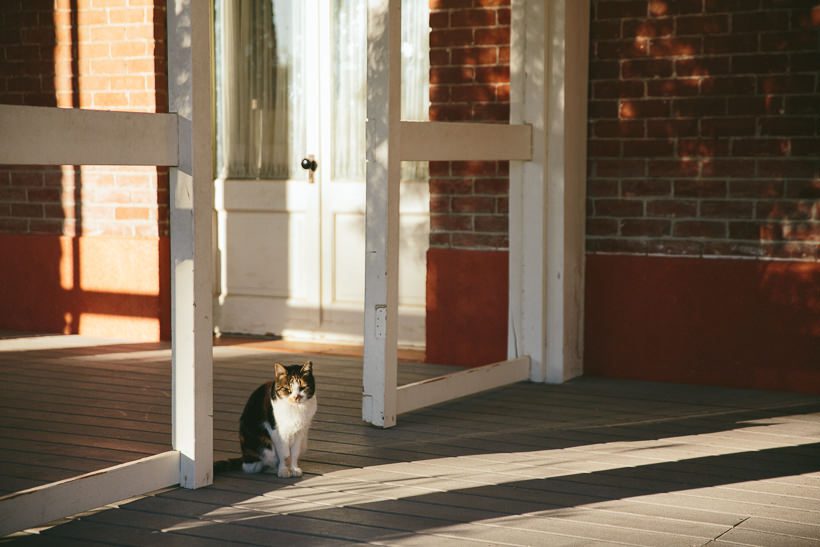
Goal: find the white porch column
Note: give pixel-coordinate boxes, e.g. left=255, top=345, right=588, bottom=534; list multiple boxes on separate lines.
left=362, top=0, right=401, bottom=428
left=167, top=0, right=214, bottom=487
left=509, top=0, right=589, bottom=383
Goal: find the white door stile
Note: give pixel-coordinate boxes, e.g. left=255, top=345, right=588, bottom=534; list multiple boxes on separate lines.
left=364, top=0, right=590, bottom=426
left=0, top=451, right=180, bottom=537
left=396, top=357, right=531, bottom=415
left=0, top=0, right=214, bottom=534
left=317, top=0, right=335, bottom=339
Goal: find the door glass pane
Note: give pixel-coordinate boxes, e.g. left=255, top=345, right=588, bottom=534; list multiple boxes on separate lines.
left=331, top=1, right=366, bottom=181
left=215, top=0, right=307, bottom=179
left=401, top=0, right=430, bottom=124
left=401, top=0, right=431, bottom=182
left=331, top=0, right=430, bottom=182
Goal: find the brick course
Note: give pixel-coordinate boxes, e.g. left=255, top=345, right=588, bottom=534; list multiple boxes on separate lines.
left=0, top=0, right=168, bottom=238
left=588, top=0, right=820, bottom=260
left=429, top=0, right=511, bottom=250
left=4, top=1, right=816, bottom=259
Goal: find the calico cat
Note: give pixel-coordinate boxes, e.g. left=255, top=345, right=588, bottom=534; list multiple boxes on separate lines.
left=238, top=360, right=317, bottom=477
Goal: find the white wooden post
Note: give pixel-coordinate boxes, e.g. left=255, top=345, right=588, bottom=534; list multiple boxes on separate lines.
left=509, top=0, right=545, bottom=382
left=168, top=0, right=214, bottom=487
left=0, top=2, right=214, bottom=533
left=362, top=0, right=586, bottom=422
left=552, top=0, right=589, bottom=384
left=509, top=0, right=589, bottom=383
left=363, top=0, right=401, bottom=428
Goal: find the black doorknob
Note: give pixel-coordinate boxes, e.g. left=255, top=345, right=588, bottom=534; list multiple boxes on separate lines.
left=301, top=157, right=317, bottom=171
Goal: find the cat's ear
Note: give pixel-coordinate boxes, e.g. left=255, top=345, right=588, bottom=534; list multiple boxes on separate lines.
left=274, top=362, right=287, bottom=379
left=301, top=360, right=313, bottom=375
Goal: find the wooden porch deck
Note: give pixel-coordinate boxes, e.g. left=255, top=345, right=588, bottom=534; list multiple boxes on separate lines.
left=2, top=334, right=820, bottom=546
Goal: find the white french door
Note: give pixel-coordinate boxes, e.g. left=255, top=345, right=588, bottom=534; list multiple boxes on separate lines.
left=215, top=0, right=428, bottom=347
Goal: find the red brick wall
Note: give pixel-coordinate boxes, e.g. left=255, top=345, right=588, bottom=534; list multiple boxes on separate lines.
left=587, top=0, right=819, bottom=260
left=426, top=0, right=512, bottom=365
left=428, top=0, right=511, bottom=251
left=0, top=0, right=170, bottom=340
left=585, top=0, right=819, bottom=393
left=0, top=0, right=168, bottom=239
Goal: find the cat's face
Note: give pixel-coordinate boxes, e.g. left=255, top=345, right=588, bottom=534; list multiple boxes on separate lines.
left=273, top=361, right=315, bottom=404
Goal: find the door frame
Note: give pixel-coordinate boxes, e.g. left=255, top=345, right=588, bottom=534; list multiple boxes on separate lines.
left=213, top=0, right=429, bottom=348
left=0, top=0, right=213, bottom=534
left=362, top=0, right=590, bottom=427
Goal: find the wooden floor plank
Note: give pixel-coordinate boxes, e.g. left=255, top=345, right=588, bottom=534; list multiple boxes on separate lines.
left=0, top=427, right=170, bottom=455
left=737, top=516, right=820, bottom=541
left=4, top=533, right=112, bottom=546
left=1, top=334, right=820, bottom=545
left=40, top=520, right=234, bottom=547
left=716, top=526, right=820, bottom=547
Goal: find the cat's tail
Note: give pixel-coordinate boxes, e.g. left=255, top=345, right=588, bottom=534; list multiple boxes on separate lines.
left=213, top=457, right=244, bottom=474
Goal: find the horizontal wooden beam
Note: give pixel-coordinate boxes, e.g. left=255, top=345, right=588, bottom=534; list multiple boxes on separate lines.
left=396, top=356, right=531, bottom=415
left=0, top=105, right=178, bottom=166
left=399, top=121, right=532, bottom=161
left=0, top=450, right=180, bottom=536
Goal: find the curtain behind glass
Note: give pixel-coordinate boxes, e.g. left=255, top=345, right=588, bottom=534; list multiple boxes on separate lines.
left=217, top=0, right=427, bottom=181
left=332, top=0, right=429, bottom=182
left=216, top=0, right=305, bottom=179
left=401, top=1, right=430, bottom=124
left=332, top=1, right=366, bottom=181
left=401, top=0, right=430, bottom=181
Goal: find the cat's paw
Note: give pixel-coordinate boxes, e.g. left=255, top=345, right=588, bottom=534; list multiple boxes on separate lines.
left=242, top=461, right=264, bottom=474
left=291, top=466, right=303, bottom=477
left=277, top=466, right=292, bottom=478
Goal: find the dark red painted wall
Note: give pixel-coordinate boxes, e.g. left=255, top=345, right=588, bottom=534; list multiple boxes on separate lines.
left=585, top=254, right=820, bottom=394
left=0, top=234, right=171, bottom=340
left=0, top=2, right=170, bottom=341
left=425, top=2, right=512, bottom=364
left=583, top=0, right=819, bottom=394
left=426, top=248, right=508, bottom=366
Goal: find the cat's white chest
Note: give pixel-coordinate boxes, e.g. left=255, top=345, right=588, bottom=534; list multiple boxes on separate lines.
left=271, top=396, right=317, bottom=442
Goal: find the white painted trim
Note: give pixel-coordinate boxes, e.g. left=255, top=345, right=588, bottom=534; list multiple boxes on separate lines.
left=509, top=0, right=547, bottom=382
left=400, top=121, right=532, bottom=161
left=508, top=0, right=527, bottom=367
left=365, top=0, right=589, bottom=426
left=544, top=0, right=588, bottom=383
left=0, top=451, right=180, bottom=536
left=508, top=0, right=589, bottom=383
left=0, top=105, right=178, bottom=166
left=396, top=357, right=530, bottom=415
left=168, top=0, right=214, bottom=487
left=0, top=0, right=216, bottom=533
left=363, top=0, right=401, bottom=428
